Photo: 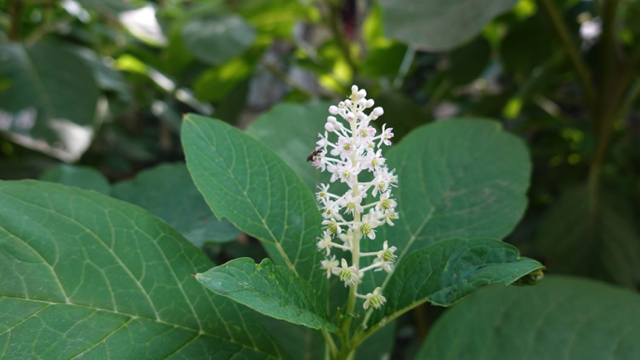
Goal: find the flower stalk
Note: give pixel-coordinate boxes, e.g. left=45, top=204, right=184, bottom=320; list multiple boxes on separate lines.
left=311, top=85, right=399, bottom=358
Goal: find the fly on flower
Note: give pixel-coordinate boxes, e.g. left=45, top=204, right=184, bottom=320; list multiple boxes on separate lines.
left=311, top=85, right=399, bottom=311
left=306, top=148, right=324, bottom=162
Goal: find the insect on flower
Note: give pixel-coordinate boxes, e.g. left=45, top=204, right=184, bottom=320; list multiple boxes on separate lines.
left=306, top=148, right=324, bottom=162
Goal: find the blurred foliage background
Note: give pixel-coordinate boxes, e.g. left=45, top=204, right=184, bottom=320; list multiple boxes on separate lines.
left=2, top=0, right=640, bottom=358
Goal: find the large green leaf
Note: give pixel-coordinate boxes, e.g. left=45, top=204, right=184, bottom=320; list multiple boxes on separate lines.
left=0, top=180, right=285, bottom=359
left=366, top=238, right=542, bottom=328
left=111, top=163, right=240, bottom=247
left=536, top=185, right=640, bottom=287
left=181, top=114, right=325, bottom=290
left=257, top=315, right=324, bottom=360
left=196, top=258, right=337, bottom=331
left=39, top=164, right=111, bottom=195
left=79, top=0, right=142, bottom=14
left=380, top=0, right=518, bottom=50
left=255, top=313, right=397, bottom=360
left=182, top=14, right=256, bottom=65
left=448, top=36, right=492, bottom=86
left=0, top=43, right=100, bottom=162
left=360, top=119, right=531, bottom=295
left=417, top=276, right=640, bottom=360
left=245, top=102, right=334, bottom=192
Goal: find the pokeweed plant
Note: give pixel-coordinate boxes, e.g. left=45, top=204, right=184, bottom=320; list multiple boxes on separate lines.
left=0, top=86, right=543, bottom=359
left=186, top=86, right=544, bottom=359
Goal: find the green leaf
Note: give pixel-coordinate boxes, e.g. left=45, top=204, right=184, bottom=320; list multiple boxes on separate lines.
left=194, top=56, right=256, bottom=102
left=374, top=91, right=429, bottom=140
left=367, top=238, right=542, bottom=327
left=500, top=15, right=557, bottom=77
left=0, top=180, right=285, bottom=359
left=39, top=164, right=111, bottom=195
left=71, top=46, right=131, bottom=99
left=354, top=319, right=397, bottom=360
left=111, top=163, right=241, bottom=246
left=245, top=102, right=335, bottom=192
left=380, top=0, right=518, bottom=50
left=182, top=14, right=256, bottom=65
left=536, top=185, right=640, bottom=287
left=181, top=114, right=325, bottom=290
left=448, top=36, right=492, bottom=86
left=0, top=43, right=100, bottom=162
left=361, top=119, right=531, bottom=296
left=78, top=0, right=142, bottom=14
left=416, top=276, right=640, bottom=360
left=196, top=258, right=337, bottom=332
left=257, top=315, right=324, bottom=360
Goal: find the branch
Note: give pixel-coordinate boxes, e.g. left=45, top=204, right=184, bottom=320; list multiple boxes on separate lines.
left=537, top=0, right=596, bottom=108
left=8, top=0, right=22, bottom=41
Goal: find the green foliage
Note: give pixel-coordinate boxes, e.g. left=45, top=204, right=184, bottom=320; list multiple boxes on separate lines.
left=246, top=102, right=335, bottom=191
left=417, top=276, right=640, bottom=360
left=380, top=0, right=518, bottom=50
left=40, top=164, right=111, bottom=195
left=3, top=0, right=640, bottom=358
left=182, top=14, right=256, bottom=66
left=0, top=44, right=99, bottom=162
left=181, top=114, right=325, bottom=290
left=448, top=36, right=492, bottom=86
left=196, top=258, right=337, bottom=332
left=368, top=238, right=542, bottom=327
left=536, top=185, right=640, bottom=287
left=0, top=180, right=284, bottom=359
left=361, top=119, right=531, bottom=298
left=111, top=163, right=241, bottom=246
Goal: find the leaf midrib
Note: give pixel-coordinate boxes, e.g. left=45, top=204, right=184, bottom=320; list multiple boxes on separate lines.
left=188, top=119, right=300, bottom=275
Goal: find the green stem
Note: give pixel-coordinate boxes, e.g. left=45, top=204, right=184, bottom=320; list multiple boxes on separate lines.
left=587, top=0, right=621, bottom=212
left=8, top=0, right=22, bottom=41
left=327, top=0, right=358, bottom=77
left=423, top=78, right=451, bottom=119
left=260, top=60, right=315, bottom=99
left=322, top=329, right=339, bottom=359
left=336, top=97, right=365, bottom=359
left=392, top=47, right=416, bottom=88
left=615, top=79, right=640, bottom=121
left=537, top=0, right=596, bottom=109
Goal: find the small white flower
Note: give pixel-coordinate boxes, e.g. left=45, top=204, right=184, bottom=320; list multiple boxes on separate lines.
left=378, top=124, right=394, bottom=147
left=363, top=287, right=386, bottom=309
left=322, top=218, right=343, bottom=235
left=316, top=231, right=333, bottom=255
left=356, top=213, right=379, bottom=240
left=373, top=241, right=397, bottom=273
left=338, top=228, right=355, bottom=247
left=320, top=200, right=340, bottom=219
left=331, top=136, right=356, bottom=159
left=376, top=191, right=397, bottom=211
left=339, top=191, right=363, bottom=215
left=316, top=184, right=330, bottom=201
left=320, top=255, right=339, bottom=278
left=332, top=258, right=361, bottom=287
left=363, top=149, right=385, bottom=170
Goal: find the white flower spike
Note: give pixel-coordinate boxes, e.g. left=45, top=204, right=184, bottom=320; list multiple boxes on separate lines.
left=310, top=85, right=399, bottom=310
